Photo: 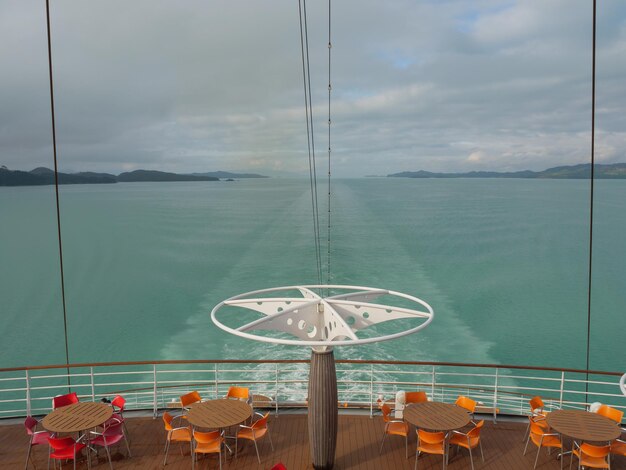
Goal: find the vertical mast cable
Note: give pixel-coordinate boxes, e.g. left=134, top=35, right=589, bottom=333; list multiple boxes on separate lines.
left=326, top=0, right=332, bottom=287
left=585, top=0, right=596, bottom=399
left=45, top=0, right=71, bottom=387
left=298, top=0, right=323, bottom=284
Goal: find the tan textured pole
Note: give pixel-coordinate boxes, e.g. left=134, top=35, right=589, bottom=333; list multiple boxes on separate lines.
left=308, top=349, right=338, bottom=469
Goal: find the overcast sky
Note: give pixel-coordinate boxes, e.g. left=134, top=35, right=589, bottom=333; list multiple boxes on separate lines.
left=1, top=0, right=625, bottom=176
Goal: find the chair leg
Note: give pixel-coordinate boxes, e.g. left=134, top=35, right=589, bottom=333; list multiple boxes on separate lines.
left=124, top=435, right=132, bottom=457
left=414, top=450, right=419, bottom=470
left=480, top=441, right=485, bottom=462
left=104, top=446, right=113, bottom=470
left=469, top=446, right=475, bottom=470
left=163, top=439, right=170, bottom=466
left=379, top=433, right=387, bottom=454
left=268, top=428, right=274, bottom=451
left=254, top=439, right=261, bottom=464
left=534, top=445, right=541, bottom=469
left=406, top=434, right=409, bottom=459
left=523, top=434, right=531, bottom=455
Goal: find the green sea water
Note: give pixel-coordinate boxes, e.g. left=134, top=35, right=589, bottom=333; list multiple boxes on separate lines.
left=1, top=178, right=624, bottom=372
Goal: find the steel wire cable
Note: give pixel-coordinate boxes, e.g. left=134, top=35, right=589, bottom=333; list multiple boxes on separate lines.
left=298, top=0, right=323, bottom=284
left=46, top=0, right=71, bottom=387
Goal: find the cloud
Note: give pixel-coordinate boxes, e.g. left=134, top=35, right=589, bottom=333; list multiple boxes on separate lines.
left=1, top=0, right=625, bottom=176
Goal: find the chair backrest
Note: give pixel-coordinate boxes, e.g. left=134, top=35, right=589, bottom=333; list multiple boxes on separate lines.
left=163, top=411, right=174, bottom=431
left=417, top=429, right=445, bottom=445
left=455, top=395, right=476, bottom=413
left=529, top=396, right=544, bottom=412
left=52, top=392, right=79, bottom=409
left=467, top=420, right=485, bottom=438
left=405, top=391, right=428, bottom=404
left=25, top=416, right=38, bottom=435
left=252, top=412, right=270, bottom=430
left=529, top=420, right=549, bottom=436
left=381, top=403, right=392, bottom=421
left=102, top=421, right=124, bottom=437
left=180, top=391, right=202, bottom=408
left=226, top=386, right=250, bottom=401
left=580, top=443, right=610, bottom=459
left=111, top=395, right=126, bottom=412
left=48, top=436, right=76, bottom=451
left=596, top=404, right=624, bottom=424
left=194, top=430, right=221, bottom=444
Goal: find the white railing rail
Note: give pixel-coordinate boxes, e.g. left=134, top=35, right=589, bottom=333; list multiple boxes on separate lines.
left=0, top=360, right=623, bottom=422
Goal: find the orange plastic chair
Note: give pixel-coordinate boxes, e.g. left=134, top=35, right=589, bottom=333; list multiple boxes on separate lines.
left=180, top=390, right=202, bottom=410
left=380, top=403, right=410, bottom=458
left=610, top=438, right=626, bottom=458
left=523, top=419, right=562, bottom=469
left=455, top=395, right=477, bottom=423
left=24, top=416, right=52, bottom=470
left=162, top=411, right=192, bottom=466
left=449, top=420, right=485, bottom=470
left=192, top=430, right=223, bottom=470
left=570, top=442, right=610, bottom=469
left=235, top=411, right=274, bottom=464
left=415, top=429, right=446, bottom=470
left=523, top=396, right=548, bottom=441
left=47, top=436, right=86, bottom=470
left=52, top=392, right=79, bottom=409
left=596, top=404, right=624, bottom=424
left=405, top=391, right=428, bottom=404
left=225, top=386, right=250, bottom=402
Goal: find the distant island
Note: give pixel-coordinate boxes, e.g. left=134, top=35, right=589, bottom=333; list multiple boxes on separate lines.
left=388, top=163, right=626, bottom=179
left=0, top=166, right=268, bottom=187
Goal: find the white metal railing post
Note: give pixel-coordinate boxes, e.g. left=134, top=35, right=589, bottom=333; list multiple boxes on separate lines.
left=25, top=370, right=31, bottom=416
left=431, top=366, right=436, bottom=400
left=275, top=363, right=279, bottom=415
left=153, top=364, right=158, bottom=419
left=90, top=367, right=95, bottom=402
left=559, top=371, right=565, bottom=408
left=214, top=364, right=219, bottom=399
left=369, top=364, right=373, bottom=418
left=493, top=368, right=499, bottom=423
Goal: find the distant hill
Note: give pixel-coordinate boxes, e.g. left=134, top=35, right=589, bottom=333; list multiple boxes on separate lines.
left=117, top=170, right=218, bottom=182
left=0, top=167, right=116, bottom=186
left=190, top=171, right=268, bottom=179
left=388, top=163, right=626, bottom=179
left=0, top=167, right=223, bottom=186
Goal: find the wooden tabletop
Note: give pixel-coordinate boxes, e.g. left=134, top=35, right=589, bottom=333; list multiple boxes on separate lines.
left=187, top=399, right=252, bottom=429
left=42, top=402, right=113, bottom=434
left=404, top=402, right=471, bottom=432
left=547, top=409, right=621, bottom=442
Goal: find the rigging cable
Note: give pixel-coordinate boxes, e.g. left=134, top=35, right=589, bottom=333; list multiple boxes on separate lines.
left=326, top=0, right=332, bottom=287
left=45, top=0, right=72, bottom=388
left=298, top=0, right=323, bottom=284
left=585, top=0, right=596, bottom=400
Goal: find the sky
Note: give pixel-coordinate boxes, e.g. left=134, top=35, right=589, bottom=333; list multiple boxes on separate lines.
left=1, top=0, right=625, bottom=177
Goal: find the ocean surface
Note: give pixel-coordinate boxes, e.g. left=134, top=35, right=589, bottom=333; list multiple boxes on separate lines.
left=1, top=178, right=624, bottom=372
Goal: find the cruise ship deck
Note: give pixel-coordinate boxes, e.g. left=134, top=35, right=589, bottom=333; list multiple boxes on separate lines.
left=3, top=411, right=592, bottom=470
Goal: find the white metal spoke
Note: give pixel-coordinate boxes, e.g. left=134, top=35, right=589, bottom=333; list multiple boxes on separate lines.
left=211, top=285, right=433, bottom=347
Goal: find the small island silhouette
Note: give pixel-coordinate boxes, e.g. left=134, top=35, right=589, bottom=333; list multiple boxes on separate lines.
left=0, top=166, right=267, bottom=187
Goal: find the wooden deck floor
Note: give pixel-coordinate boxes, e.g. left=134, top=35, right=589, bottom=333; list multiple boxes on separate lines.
left=3, top=411, right=625, bottom=470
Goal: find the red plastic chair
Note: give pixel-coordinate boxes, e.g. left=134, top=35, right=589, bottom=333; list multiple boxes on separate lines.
left=271, top=464, right=287, bottom=470
left=24, top=416, right=52, bottom=470
left=52, top=392, right=79, bottom=409
left=90, top=421, right=131, bottom=470
left=47, top=436, right=86, bottom=470
left=103, top=395, right=130, bottom=441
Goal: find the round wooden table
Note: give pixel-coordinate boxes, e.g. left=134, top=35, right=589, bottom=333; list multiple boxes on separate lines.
left=547, top=409, right=621, bottom=442
left=187, top=399, right=252, bottom=429
left=43, top=402, right=113, bottom=434
left=404, top=401, right=471, bottom=432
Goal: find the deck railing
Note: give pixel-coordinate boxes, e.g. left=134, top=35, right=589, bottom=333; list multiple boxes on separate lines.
left=0, top=360, right=623, bottom=422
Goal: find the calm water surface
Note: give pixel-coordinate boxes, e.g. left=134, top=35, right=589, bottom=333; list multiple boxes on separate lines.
left=1, top=178, right=624, bottom=372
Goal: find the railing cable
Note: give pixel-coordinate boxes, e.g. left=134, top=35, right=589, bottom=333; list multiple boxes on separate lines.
left=45, top=0, right=71, bottom=389
left=298, top=0, right=323, bottom=284
left=585, top=0, right=597, bottom=400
